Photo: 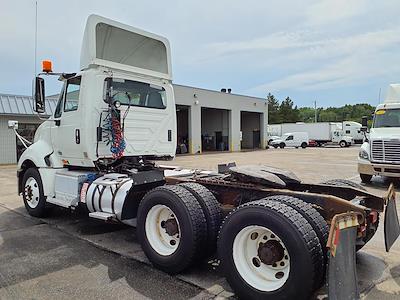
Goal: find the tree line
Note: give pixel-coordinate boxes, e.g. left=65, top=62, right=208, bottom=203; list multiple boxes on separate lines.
left=267, top=93, right=375, bottom=124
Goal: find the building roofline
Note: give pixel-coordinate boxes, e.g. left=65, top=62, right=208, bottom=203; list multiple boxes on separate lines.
left=173, top=84, right=266, bottom=101
left=0, top=92, right=33, bottom=98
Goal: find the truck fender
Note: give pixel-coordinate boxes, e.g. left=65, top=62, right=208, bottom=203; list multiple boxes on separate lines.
left=17, top=140, right=54, bottom=169
left=17, top=140, right=55, bottom=195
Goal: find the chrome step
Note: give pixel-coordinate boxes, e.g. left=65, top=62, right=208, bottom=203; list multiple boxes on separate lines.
left=88, top=211, right=116, bottom=221
left=46, top=197, right=74, bottom=208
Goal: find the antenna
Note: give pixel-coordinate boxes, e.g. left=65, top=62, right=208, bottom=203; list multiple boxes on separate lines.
left=378, top=87, right=381, bottom=104
left=34, top=1, right=38, bottom=76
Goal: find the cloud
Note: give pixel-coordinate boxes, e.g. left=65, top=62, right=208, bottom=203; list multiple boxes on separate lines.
left=305, top=0, right=368, bottom=26
left=247, top=27, right=400, bottom=93
left=1, top=0, right=400, bottom=106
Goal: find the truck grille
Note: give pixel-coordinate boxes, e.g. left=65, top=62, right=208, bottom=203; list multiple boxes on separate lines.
left=372, top=140, right=400, bottom=164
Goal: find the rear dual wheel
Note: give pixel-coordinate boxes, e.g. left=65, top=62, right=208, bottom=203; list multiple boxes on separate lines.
left=137, top=185, right=207, bottom=274
left=137, top=183, right=221, bottom=274
left=218, top=199, right=325, bottom=300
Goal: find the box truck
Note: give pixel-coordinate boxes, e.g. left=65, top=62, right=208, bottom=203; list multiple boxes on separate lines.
left=268, top=122, right=353, bottom=147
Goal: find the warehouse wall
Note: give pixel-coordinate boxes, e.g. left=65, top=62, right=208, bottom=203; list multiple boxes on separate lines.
left=173, top=84, right=268, bottom=153
left=0, top=116, right=42, bottom=164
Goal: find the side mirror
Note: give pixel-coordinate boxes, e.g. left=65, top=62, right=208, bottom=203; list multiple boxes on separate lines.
left=361, top=116, right=368, bottom=132
left=34, top=77, right=46, bottom=113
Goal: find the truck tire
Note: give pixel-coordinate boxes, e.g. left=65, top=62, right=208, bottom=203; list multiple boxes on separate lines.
left=301, top=142, right=307, bottom=149
left=321, top=179, right=367, bottom=191
left=179, top=182, right=222, bottom=256
left=273, top=145, right=278, bottom=149
left=137, top=185, right=207, bottom=274
left=339, top=140, right=347, bottom=148
left=262, top=195, right=328, bottom=288
left=321, top=178, right=378, bottom=250
left=279, top=142, right=285, bottom=149
left=360, top=174, right=372, bottom=183
left=218, top=199, right=323, bottom=300
left=21, top=168, right=47, bottom=217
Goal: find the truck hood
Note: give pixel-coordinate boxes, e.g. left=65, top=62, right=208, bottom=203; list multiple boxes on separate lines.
left=270, top=139, right=284, bottom=144
left=370, top=128, right=400, bottom=140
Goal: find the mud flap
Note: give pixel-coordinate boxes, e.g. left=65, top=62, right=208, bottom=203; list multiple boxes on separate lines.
left=327, top=213, right=360, bottom=300
left=384, top=183, right=400, bottom=252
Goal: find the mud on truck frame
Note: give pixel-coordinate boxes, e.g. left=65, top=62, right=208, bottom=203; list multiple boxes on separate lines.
left=15, top=15, right=400, bottom=300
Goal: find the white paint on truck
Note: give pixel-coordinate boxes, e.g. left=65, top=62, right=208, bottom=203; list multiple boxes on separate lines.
left=18, top=15, right=177, bottom=198
left=358, top=84, right=400, bottom=181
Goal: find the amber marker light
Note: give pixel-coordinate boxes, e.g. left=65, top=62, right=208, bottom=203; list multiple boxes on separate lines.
left=42, top=60, right=53, bottom=73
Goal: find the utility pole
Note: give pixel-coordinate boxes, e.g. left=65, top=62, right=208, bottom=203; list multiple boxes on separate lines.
left=314, top=100, right=317, bottom=123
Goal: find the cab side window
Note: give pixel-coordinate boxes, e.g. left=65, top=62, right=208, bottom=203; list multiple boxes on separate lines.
left=54, top=85, right=65, bottom=118
left=286, top=135, right=293, bottom=141
left=64, top=77, right=81, bottom=112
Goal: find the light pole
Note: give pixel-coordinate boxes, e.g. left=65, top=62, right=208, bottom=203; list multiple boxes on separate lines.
left=314, top=100, right=317, bottom=123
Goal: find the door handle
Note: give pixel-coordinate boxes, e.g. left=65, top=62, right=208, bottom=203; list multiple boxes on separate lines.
left=75, top=129, right=80, bottom=144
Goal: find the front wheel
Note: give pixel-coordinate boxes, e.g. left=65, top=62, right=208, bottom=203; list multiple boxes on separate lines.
left=22, top=168, right=47, bottom=217
left=301, top=142, right=307, bottom=149
left=279, top=143, right=285, bottom=149
left=339, top=140, right=347, bottom=148
left=218, top=200, right=323, bottom=299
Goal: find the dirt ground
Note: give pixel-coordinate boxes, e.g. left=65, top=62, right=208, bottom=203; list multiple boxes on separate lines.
left=0, top=146, right=399, bottom=299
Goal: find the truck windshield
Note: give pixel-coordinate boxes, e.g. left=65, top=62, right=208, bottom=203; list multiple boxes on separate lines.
left=105, top=78, right=166, bottom=109
left=373, top=109, right=400, bottom=128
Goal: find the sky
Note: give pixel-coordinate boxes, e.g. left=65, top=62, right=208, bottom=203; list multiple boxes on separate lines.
left=1, top=0, right=400, bottom=107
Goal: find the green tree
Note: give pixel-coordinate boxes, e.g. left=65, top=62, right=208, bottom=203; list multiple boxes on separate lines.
left=279, top=97, right=299, bottom=122
left=267, top=93, right=281, bottom=124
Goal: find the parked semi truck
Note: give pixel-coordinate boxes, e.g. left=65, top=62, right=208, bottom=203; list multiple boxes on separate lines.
left=358, top=84, right=400, bottom=183
left=15, top=15, right=400, bottom=300
left=336, top=121, right=364, bottom=144
left=268, top=122, right=353, bottom=147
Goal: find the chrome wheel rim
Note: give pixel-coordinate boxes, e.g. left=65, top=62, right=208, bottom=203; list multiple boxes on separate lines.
left=24, top=177, right=40, bottom=209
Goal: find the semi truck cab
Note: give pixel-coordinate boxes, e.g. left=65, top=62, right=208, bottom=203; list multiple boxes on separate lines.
left=18, top=15, right=177, bottom=198
left=358, top=84, right=400, bottom=182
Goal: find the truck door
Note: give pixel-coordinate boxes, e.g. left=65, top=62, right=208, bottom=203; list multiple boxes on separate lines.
left=51, top=76, right=82, bottom=160
left=332, top=131, right=341, bottom=143
left=285, top=135, right=294, bottom=147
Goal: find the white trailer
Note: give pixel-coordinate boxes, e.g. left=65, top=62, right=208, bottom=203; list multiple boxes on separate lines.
left=12, top=15, right=399, bottom=300
left=268, top=122, right=353, bottom=147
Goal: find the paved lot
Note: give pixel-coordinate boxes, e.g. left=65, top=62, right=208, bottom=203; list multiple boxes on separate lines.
left=0, top=146, right=400, bottom=299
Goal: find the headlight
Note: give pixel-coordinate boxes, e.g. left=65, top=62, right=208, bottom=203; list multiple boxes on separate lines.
left=359, top=149, right=369, bottom=160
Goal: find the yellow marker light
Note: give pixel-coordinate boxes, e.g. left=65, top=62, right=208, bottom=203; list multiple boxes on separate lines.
left=376, top=110, right=386, bottom=115
left=42, top=60, right=53, bottom=73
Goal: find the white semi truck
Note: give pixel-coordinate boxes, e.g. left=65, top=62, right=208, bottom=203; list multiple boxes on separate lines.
left=268, top=122, right=353, bottom=147
left=358, top=84, right=400, bottom=183
left=15, top=15, right=400, bottom=300
left=337, top=121, right=364, bottom=144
